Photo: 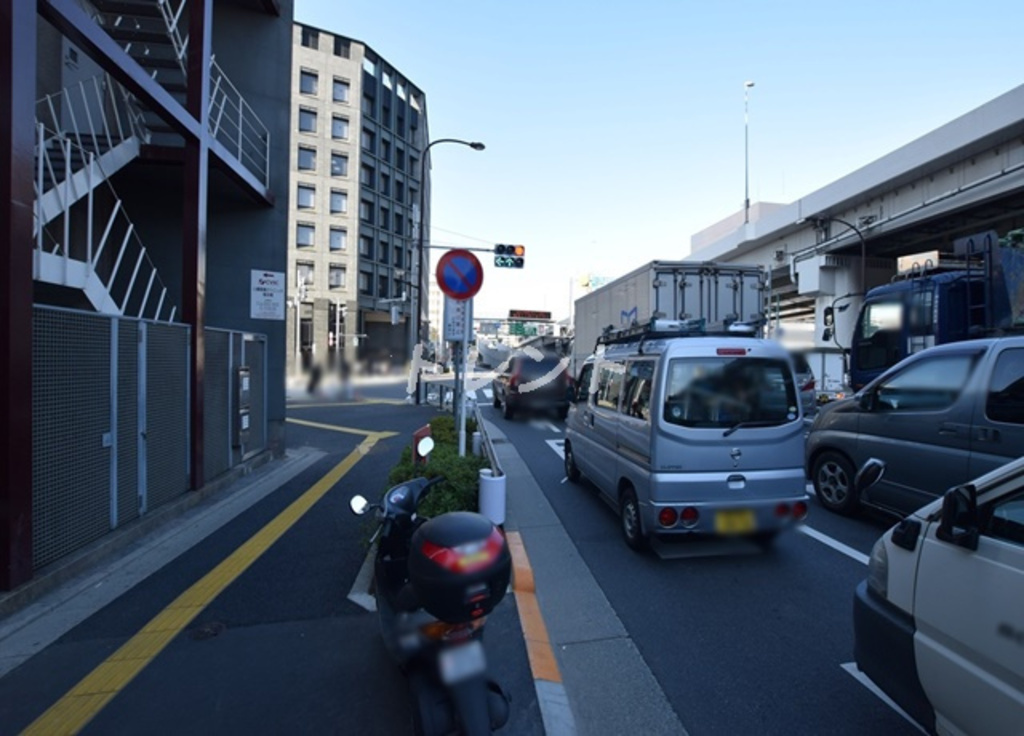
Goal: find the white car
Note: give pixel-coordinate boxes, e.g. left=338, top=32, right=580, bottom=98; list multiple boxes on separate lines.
left=853, top=456, right=1024, bottom=736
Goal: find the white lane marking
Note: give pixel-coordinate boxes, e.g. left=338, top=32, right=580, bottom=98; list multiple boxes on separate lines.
left=530, top=420, right=562, bottom=433
left=841, top=663, right=929, bottom=735
left=560, top=477, right=568, bottom=484
left=347, top=542, right=378, bottom=612
left=482, top=388, right=493, bottom=400
left=798, top=525, right=870, bottom=565
left=546, top=439, right=565, bottom=460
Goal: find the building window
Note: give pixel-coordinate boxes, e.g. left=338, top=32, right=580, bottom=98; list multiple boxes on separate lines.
left=300, top=27, right=319, bottom=49
left=378, top=275, right=389, bottom=298
left=331, top=115, right=349, bottom=140
left=393, top=245, right=403, bottom=267
left=381, top=104, right=391, bottom=129
left=333, top=37, right=350, bottom=58
left=359, top=235, right=372, bottom=256
left=298, top=146, right=316, bottom=171
left=299, top=70, right=318, bottom=95
left=396, top=147, right=405, bottom=171
left=395, top=180, right=404, bottom=202
left=382, top=70, right=393, bottom=90
left=298, top=108, right=317, bottom=133
left=332, top=78, right=350, bottom=103
left=362, top=57, right=377, bottom=75
left=380, top=173, right=390, bottom=196
left=361, top=129, right=375, bottom=153
left=330, top=189, right=347, bottom=214
left=358, top=271, right=370, bottom=295
left=330, top=227, right=347, bottom=251
left=329, top=265, right=347, bottom=289
left=296, top=223, right=315, bottom=247
left=297, top=261, right=315, bottom=288
left=360, top=200, right=373, bottom=223
left=362, top=94, right=374, bottom=119
left=393, top=211, right=402, bottom=235
left=296, top=184, right=315, bottom=210
left=397, top=81, right=407, bottom=100
left=397, top=114, right=405, bottom=137
left=378, top=240, right=389, bottom=263
left=331, top=153, right=348, bottom=177
left=360, top=164, right=375, bottom=187
left=409, top=155, right=418, bottom=177
left=409, top=187, right=417, bottom=207
left=381, top=139, right=391, bottom=162
left=380, top=206, right=389, bottom=229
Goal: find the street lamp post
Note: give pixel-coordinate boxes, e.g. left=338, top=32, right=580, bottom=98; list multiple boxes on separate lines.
left=409, top=138, right=484, bottom=404
left=744, top=80, right=755, bottom=224
left=813, top=215, right=875, bottom=295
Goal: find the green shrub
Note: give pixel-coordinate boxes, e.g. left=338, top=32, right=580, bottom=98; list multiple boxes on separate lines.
left=426, top=414, right=478, bottom=446
left=385, top=423, right=487, bottom=517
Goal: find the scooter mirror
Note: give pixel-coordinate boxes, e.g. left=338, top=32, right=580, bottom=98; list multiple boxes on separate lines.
left=349, top=495, right=370, bottom=515
left=416, top=436, right=435, bottom=458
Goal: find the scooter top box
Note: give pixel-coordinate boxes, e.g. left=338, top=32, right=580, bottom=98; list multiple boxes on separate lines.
left=409, top=512, right=511, bottom=624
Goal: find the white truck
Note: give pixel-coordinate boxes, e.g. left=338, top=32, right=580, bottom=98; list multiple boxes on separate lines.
left=571, top=260, right=769, bottom=374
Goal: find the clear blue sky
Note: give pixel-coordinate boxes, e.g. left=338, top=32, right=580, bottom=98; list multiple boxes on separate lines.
left=297, top=0, right=1022, bottom=321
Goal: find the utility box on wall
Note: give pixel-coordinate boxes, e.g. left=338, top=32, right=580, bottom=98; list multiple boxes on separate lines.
left=235, top=366, right=251, bottom=448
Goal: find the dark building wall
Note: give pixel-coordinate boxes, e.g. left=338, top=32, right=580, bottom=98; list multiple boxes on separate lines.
left=205, top=1, right=293, bottom=454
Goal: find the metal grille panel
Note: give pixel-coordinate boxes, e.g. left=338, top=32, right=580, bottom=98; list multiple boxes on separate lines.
left=145, top=323, right=190, bottom=509
left=245, top=337, right=266, bottom=455
left=117, top=319, right=140, bottom=525
left=204, top=330, right=230, bottom=480
left=32, top=309, right=113, bottom=569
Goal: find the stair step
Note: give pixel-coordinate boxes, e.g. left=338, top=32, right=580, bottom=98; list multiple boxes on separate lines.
left=105, top=27, right=170, bottom=45
left=93, top=0, right=165, bottom=18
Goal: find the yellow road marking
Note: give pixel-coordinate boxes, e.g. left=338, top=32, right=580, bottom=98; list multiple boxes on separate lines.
left=286, top=399, right=407, bottom=409
left=506, top=532, right=562, bottom=684
left=23, top=432, right=393, bottom=736
left=286, top=417, right=399, bottom=438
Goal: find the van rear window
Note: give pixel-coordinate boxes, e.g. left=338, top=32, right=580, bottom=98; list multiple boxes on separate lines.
left=663, top=357, right=798, bottom=428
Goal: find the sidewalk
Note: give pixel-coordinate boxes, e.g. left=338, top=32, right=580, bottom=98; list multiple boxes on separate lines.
left=487, top=418, right=688, bottom=736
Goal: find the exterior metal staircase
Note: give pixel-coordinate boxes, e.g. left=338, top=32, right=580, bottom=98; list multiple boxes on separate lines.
left=92, top=0, right=271, bottom=186
left=34, top=74, right=177, bottom=322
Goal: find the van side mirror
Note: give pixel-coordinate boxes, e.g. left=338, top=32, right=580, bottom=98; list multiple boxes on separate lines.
left=854, top=458, right=885, bottom=493
left=822, top=327, right=833, bottom=342
left=936, top=485, right=979, bottom=551
left=858, top=391, right=875, bottom=411
left=823, top=306, right=835, bottom=327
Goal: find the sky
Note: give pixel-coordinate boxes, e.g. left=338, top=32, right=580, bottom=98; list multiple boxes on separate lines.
left=296, top=0, right=1023, bottom=322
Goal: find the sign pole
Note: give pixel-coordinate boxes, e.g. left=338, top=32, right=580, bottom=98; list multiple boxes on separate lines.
left=458, top=297, right=472, bottom=456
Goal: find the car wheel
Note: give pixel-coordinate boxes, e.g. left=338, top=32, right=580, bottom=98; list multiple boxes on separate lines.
left=564, top=442, right=581, bottom=483
left=620, top=488, right=647, bottom=552
left=812, top=451, right=859, bottom=515
left=502, top=399, right=514, bottom=420
left=492, top=390, right=501, bottom=408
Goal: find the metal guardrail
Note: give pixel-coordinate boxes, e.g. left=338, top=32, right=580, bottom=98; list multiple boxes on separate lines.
left=473, top=402, right=504, bottom=478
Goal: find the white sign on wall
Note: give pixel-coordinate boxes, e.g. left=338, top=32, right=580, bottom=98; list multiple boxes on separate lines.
left=251, top=270, right=285, bottom=320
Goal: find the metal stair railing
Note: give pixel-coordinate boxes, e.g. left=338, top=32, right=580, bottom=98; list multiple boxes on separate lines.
left=102, top=0, right=270, bottom=187
left=33, top=124, right=177, bottom=323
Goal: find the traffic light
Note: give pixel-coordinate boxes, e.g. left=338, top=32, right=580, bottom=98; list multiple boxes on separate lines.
left=494, top=244, right=525, bottom=268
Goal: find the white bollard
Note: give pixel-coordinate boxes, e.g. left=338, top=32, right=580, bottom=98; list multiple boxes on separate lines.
left=478, top=469, right=506, bottom=526
left=472, top=431, right=482, bottom=456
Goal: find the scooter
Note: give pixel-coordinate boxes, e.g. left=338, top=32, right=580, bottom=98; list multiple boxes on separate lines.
left=349, top=438, right=512, bottom=736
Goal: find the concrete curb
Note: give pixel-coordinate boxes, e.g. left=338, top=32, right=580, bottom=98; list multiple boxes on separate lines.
left=485, top=418, right=688, bottom=736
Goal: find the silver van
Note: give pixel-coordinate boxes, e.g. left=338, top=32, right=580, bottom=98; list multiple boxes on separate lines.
left=807, top=336, right=1024, bottom=516
left=563, top=320, right=809, bottom=551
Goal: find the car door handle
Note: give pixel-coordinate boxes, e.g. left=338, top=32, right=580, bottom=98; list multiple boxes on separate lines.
left=937, top=422, right=960, bottom=436
left=976, top=427, right=1001, bottom=442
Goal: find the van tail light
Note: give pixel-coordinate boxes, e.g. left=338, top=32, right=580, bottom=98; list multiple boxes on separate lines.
left=658, top=508, right=678, bottom=527
left=509, top=369, right=522, bottom=390
left=793, top=501, right=808, bottom=520
left=775, top=503, right=791, bottom=518
left=680, top=507, right=699, bottom=528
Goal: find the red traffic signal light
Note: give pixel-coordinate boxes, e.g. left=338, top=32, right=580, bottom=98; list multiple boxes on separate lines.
left=494, top=244, right=525, bottom=268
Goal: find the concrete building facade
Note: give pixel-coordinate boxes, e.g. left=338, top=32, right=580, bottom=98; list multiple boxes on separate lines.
left=288, top=23, right=428, bottom=376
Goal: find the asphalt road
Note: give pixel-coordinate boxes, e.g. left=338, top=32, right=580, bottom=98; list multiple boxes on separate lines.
left=0, top=392, right=541, bottom=736
left=478, top=396, right=923, bottom=736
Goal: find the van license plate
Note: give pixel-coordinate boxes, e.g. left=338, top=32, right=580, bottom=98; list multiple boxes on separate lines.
left=715, top=509, right=755, bottom=535
left=439, top=640, right=486, bottom=684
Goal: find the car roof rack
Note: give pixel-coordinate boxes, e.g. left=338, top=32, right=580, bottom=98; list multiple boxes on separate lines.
left=595, top=317, right=763, bottom=354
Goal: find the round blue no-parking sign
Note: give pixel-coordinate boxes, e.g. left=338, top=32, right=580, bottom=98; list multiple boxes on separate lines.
left=435, top=249, right=484, bottom=301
